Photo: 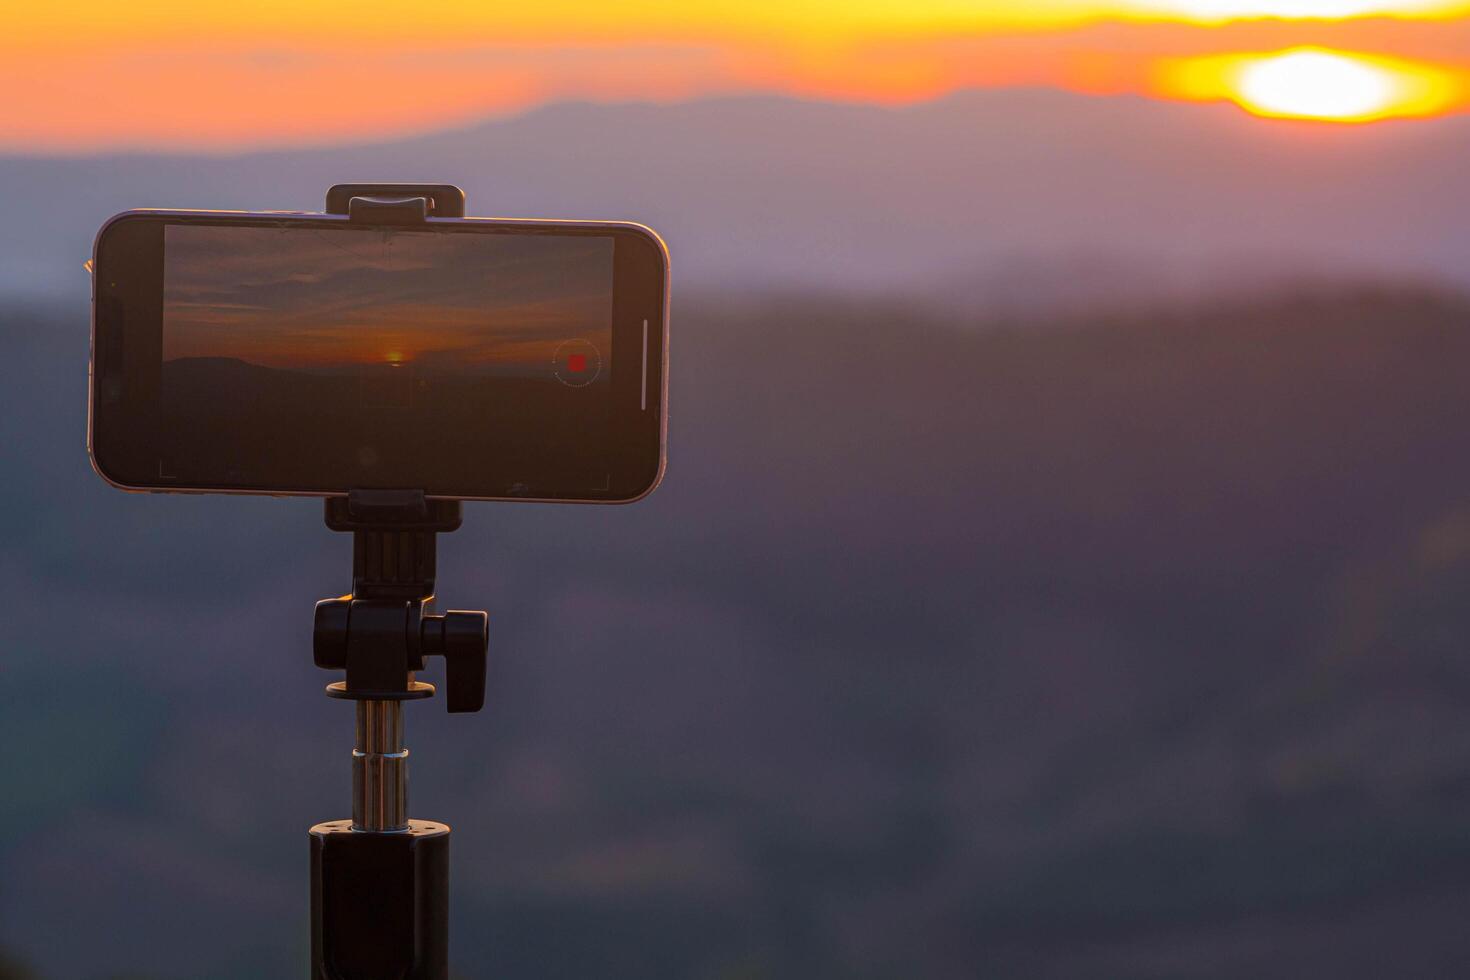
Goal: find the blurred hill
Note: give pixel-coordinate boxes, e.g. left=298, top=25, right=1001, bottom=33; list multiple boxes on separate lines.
left=4, top=283, right=1470, bottom=977
left=1, top=89, right=1468, bottom=309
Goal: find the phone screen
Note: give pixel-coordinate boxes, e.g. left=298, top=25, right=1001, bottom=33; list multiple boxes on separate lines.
left=91, top=213, right=666, bottom=501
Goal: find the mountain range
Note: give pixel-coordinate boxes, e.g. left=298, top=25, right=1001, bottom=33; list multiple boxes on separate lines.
left=2, top=88, right=1467, bottom=310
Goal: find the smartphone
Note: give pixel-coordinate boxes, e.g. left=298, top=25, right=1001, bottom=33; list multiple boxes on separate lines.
left=89, top=210, right=668, bottom=503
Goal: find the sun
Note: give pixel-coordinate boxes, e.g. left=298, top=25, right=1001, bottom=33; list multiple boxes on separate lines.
left=1159, top=47, right=1462, bottom=122
left=1237, top=50, right=1400, bottom=119
left=1233, top=49, right=1459, bottom=121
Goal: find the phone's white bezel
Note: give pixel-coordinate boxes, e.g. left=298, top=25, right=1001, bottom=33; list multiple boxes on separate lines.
left=87, top=208, right=670, bottom=505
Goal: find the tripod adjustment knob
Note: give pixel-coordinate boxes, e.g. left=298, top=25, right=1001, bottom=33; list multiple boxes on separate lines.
left=312, top=597, right=352, bottom=670
left=420, top=610, right=488, bottom=713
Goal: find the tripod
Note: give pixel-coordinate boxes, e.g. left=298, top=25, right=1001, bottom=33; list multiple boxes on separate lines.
left=307, top=185, right=489, bottom=980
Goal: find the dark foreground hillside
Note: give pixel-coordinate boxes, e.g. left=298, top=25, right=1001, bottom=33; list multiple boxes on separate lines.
left=3, top=286, right=1470, bottom=978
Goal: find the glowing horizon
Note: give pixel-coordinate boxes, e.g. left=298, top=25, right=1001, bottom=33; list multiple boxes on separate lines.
left=5, top=1, right=1470, bottom=151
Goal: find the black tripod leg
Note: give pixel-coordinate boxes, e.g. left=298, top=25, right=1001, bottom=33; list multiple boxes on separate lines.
left=310, top=820, right=450, bottom=980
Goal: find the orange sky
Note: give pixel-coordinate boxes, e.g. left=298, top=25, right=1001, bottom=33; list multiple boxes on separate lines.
left=5, top=1, right=1469, bottom=151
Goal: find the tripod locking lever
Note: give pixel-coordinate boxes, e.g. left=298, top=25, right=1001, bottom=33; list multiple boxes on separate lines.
left=420, top=610, right=488, bottom=713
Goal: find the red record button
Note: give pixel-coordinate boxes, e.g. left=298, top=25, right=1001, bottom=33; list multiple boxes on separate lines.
left=553, top=339, right=602, bottom=387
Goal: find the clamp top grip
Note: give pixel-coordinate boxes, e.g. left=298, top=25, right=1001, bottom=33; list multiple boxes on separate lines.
left=324, top=183, right=466, bottom=218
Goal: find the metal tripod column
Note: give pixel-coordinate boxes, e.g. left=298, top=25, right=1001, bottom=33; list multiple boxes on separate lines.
left=354, top=700, right=408, bottom=832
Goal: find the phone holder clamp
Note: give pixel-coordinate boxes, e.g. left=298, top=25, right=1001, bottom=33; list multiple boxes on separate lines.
left=312, top=490, right=487, bottom=713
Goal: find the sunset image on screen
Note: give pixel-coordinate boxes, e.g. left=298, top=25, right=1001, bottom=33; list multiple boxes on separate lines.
left=163, top=225, right=614, bottom=376
left=153, top=224, right=619, bottom=494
